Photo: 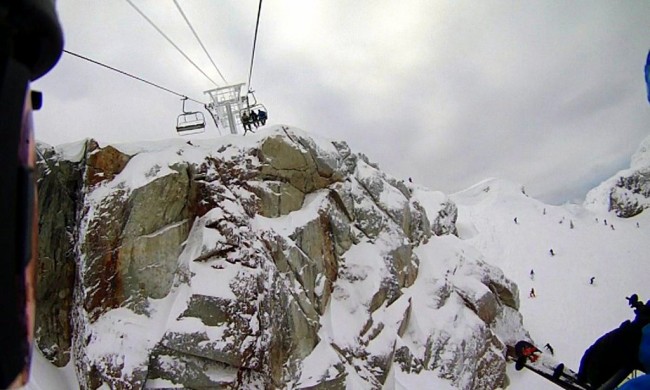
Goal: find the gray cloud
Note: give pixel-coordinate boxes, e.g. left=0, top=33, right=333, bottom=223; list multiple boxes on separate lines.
left=33, top=0, right=650, bottom=205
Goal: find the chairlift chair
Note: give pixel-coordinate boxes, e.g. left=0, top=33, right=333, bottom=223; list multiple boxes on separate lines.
left=176, top=97, right=206, bottom=135
left=246, top=103, right=268, bottom=125
left=244, top=90, right=268, bottom=125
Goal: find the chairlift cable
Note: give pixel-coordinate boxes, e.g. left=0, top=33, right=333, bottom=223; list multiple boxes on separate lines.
left=63, top=49, right=204, bottom=104
left=125, top=0, right=219, bottom=87
left=173, top=0, right=228, bottom=85
left=246, top=0, right=263, bottom=91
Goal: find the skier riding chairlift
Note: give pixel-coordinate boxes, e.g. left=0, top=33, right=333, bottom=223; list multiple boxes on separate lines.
left=244, top=90, right=268, bottom=126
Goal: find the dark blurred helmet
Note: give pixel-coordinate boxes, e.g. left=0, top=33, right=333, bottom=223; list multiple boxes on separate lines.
left=2, top=0, right=64, bottom=80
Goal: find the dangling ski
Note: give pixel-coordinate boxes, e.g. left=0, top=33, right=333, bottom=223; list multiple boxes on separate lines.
left=512, top=340, right=635, bottom=390
left=512, top=341, right=591, bottom=390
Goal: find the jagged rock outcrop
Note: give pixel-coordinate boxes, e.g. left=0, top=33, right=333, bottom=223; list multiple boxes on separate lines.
left=585, top=134, right=650, bottom=217
left=37, top=126, right=528, bottom=389
left=431, top=200, right=459, bottom=236
left=36, top=142, right=85, bottom=366
left=609, top=171, right=650, bottom=217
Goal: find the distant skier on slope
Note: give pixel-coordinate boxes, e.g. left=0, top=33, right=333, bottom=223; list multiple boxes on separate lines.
left=578, top=295, right=650, bottom=388
left=544, top=343, right=555, bottom=355
left=529, top=288, right=536, bottom=298
left=530, top=269, right=535, bottom=280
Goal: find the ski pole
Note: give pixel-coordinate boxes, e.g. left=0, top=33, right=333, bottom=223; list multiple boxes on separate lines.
left=596, top=368, right=634, bottom=390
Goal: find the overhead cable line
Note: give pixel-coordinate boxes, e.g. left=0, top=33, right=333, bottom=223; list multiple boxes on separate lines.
left=173, top=0, right=228, bottom=85
left=63, top=49, right=204, bottom=104
left=125, top=0, right=219, bottom=87
left=247, top=0, right=263, bottom=91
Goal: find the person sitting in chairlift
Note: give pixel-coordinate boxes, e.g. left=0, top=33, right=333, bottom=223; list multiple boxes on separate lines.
left=241, top=111, right=253, bottom=134
left=250, top=110, right=259, bottom=128
left=257, top=109, right=267, bottom=126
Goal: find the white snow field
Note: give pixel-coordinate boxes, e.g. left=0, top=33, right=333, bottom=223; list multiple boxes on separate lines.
left=450, top=178, right=650, bottom=389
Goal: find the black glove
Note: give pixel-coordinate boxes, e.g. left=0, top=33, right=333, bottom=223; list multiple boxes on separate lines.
left=578, top=301, right=650, bottom=387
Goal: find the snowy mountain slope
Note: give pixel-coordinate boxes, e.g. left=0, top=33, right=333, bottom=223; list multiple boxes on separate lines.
left=451, top=177, right=650, bottom=388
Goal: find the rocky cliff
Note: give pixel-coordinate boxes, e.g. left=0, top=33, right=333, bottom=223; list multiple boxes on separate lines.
left=37, top=126, right=528, bottom=389
left=585, top=134, right=650, bottom=217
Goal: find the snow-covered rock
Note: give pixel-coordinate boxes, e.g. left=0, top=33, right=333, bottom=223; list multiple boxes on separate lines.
left=36, top=126, right=527, bottom=389
left=585, top=134, right=650, bottom=217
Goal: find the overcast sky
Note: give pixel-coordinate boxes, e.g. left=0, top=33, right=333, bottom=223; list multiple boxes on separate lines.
left=33, top=1, right=650, bottom=204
